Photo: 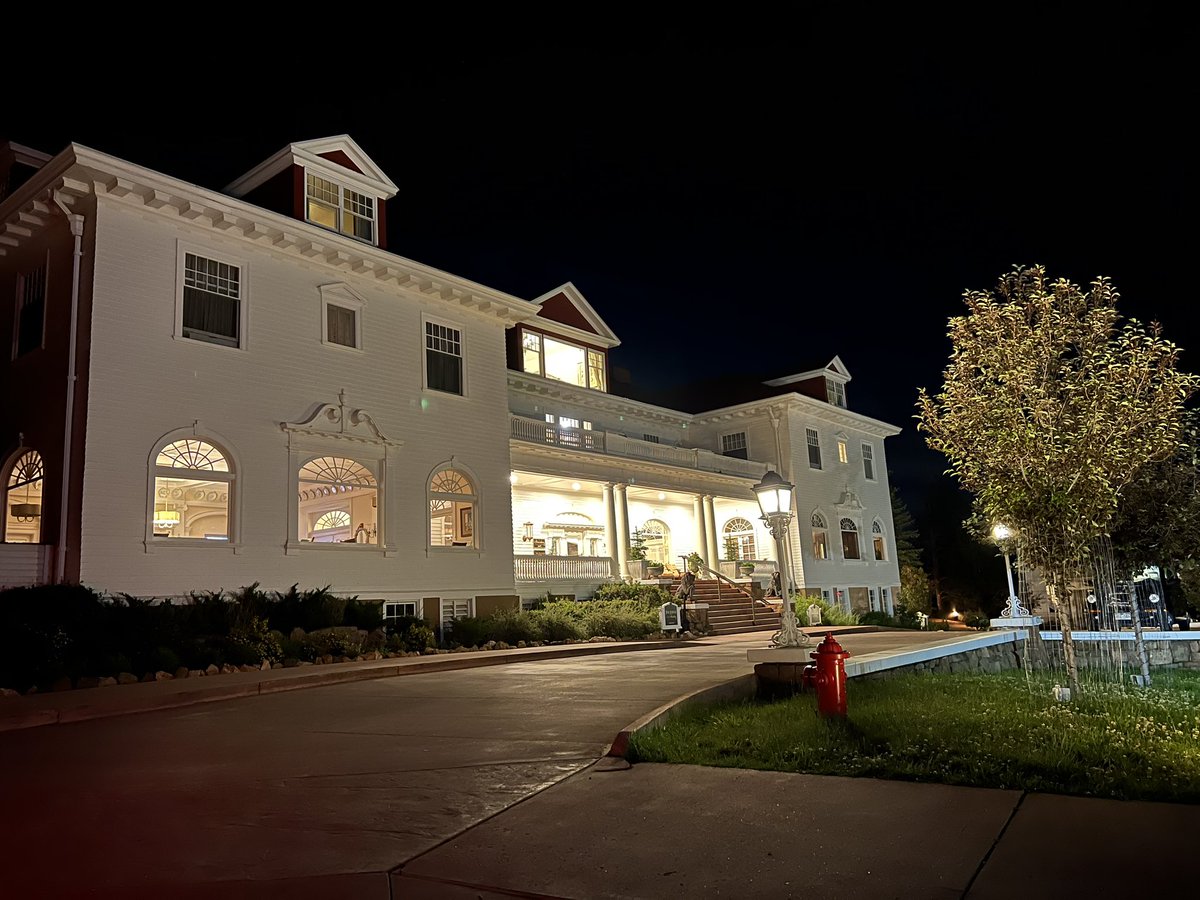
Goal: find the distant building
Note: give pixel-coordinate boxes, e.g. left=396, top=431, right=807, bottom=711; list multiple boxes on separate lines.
left=0, top=135, right=902, bottom=625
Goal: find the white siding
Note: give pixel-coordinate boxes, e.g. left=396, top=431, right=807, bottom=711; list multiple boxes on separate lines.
left=78, top=200, right=516, bottom=601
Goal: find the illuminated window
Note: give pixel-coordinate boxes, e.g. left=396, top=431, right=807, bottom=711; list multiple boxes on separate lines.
left=721, top=432, right=748, bottom=459
left=521, top=329, right=607, bottom=392
left=305, top=172, right=377, bottom=244
left=811, top=511, right=829, bottom=560
left=827, top=378, right=846, bottom=408
left=151, top=438, right=234, bottom=541
left=862, top=443, right=875, bottom=480
left=3, top=449, right=43, bottom=543
left=425, top=321, right=463, bottom=395
left=429, top=466, right=477, bottom=549
left=840, top=518, right=860, bottom=560
left=723, top=516, right=757, bottom=560
left=872, top=519, right=886, bottom=561
left=837, top=439, right=848, bottom=465
left=298, top=457, right=377, bottom=544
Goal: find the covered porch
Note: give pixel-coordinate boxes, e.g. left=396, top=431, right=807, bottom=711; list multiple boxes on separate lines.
left=509, top=471, right=779, bottom=598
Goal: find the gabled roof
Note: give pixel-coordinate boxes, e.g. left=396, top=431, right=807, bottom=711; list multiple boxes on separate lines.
left=528, top=282, right=621, bottom=349
left=762, top=355, right=851, bottom=387
left=225, top=134, right=398, bottom=200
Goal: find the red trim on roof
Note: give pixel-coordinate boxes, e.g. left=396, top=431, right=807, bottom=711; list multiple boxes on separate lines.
left=318, top=150, right=364, bottom=174
left=537, top=292, right=599, bottom=334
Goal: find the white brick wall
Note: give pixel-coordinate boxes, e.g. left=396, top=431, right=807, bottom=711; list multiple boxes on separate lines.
left=78, top=200, right=516, bottom=601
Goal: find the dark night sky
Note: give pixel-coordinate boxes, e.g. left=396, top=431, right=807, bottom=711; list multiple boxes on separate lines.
left=9, top=17, right=1197, bottom=540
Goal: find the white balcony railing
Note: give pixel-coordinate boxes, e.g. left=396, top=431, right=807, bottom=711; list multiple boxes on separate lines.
left=514, top=555, right=615, bottom=582
left=510, top=414, right=769, bottom=479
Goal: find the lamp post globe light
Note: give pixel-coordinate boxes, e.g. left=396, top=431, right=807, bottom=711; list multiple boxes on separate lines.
left=753, top=470, right=809, bottom=648
left=991, top=522, right=1021, bottom=617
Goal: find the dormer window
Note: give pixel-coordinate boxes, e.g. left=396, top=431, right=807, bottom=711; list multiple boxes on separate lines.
left=827, top=378, right=847, bottom=408
left=518, top=327, right=607, bottom=392
left=306, top=172, right=375, bottom=244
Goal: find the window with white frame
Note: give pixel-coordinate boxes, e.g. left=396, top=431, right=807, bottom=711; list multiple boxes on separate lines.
left=723, top=517, right=757, bottom=560
left=14, top=262, right=46, bottom=358
left=806, top=427, right=822, bottom=469
left=837, top=438, right=848, bottom=465
left=297, top=456, right=378, bottom=544
left=827, top=378, right=846, bottom=408
left=518, top=327, right=607, bottom=392
left=182, top=253, right=241, bottom=347
left=383, top=601, right=419, bottom=627
left=862, top=442, right=875, bottom=480
left=869, top=587, right=878, bottom=611
left=3, top=449, right=43, bottom=543
left=150, top=438, right=234, bottom=541
left=321, top=286, right=362, bottom=349
left=440, top=598, right=473, bottom=632
left=429, top=466, right=477, bottom=548
left=872, top=519, right=887, bottom=561
left=840, top=518, right=861, bottom=560
left=821, top=588, right=831, bottom=603
left=811, top=511, right=829, bottom=560
left=425, top=321, right=463, bottom=395
left=721, top=432, right=748, bottom=459
left=305, top=172, right=376, bottom=244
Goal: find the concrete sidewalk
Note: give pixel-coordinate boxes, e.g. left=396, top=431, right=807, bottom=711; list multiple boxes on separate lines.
left=394, top=762, right=1200, bottom=899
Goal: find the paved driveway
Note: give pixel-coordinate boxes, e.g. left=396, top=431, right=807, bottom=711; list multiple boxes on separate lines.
left=0, top=630, right=966, bottom=898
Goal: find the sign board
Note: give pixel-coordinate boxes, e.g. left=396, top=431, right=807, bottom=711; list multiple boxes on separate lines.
left=807, top=604, right=823, bottom=627
left=659, top=602, right=681, bottom=632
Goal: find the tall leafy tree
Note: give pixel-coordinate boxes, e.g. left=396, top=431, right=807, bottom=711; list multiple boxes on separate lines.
left=918, top=265, right=1199, bottom=693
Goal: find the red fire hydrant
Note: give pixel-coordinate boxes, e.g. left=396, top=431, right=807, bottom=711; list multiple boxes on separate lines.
left=805, top=632, right=851, bottom=718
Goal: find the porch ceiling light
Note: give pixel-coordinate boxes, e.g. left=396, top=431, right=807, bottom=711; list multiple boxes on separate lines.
left=753, top=470, right=793, bottom=522
left=509, top=473, right=518, bottom=484
left=571, top=482, right=581, bottom=491
left=657, top=492, right=666, bottom=501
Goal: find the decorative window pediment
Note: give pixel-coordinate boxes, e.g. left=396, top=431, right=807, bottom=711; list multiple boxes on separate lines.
left=281, top=390, right=401, bottom=447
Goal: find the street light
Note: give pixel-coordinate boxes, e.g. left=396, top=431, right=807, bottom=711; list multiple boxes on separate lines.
left=991, top=522, right=1021, bottom=616
left=753, top=470, right=808, bottom=648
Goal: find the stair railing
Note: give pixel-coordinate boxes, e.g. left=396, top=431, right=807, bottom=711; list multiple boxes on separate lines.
left=696, top=563, right=761, bottom=625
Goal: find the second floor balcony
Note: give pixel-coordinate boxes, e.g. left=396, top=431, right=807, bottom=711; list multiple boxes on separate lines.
left=509, top=414, right=769, bottom=479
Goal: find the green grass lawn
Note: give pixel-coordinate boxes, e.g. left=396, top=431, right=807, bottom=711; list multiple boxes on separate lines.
left=628, top=670, right=1200, bottom=802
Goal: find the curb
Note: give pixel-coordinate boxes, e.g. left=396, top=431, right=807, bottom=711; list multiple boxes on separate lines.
left=0, top=639, right=691, bottom=734
left=607, top=672, right=757, bottom=757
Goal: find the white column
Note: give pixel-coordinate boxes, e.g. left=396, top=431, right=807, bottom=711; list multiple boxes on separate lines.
left=614, top=483, right=630, bottom=576
left=603, top=483, right=618, bottom=578
left=703, top=495, right=719, bottom=565
left=693, top=494, right=707, bottom=567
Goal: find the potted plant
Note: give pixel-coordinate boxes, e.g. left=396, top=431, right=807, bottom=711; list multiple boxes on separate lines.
left=686, top=552, right=703, bottom=575
left=739, top=560, right=756, bottom=576
left=723, top=536, right=739, bottom=563
left=646, top=559, right=665, bottom=577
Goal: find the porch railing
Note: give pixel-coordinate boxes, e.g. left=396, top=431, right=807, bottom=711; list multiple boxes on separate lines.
left=510, top=414, right=770, bottom=479
left=514, top=555, right=615, bottom=582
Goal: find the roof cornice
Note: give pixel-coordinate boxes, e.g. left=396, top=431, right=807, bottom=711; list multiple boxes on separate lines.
left=694, top=394, right=901, bottom=437
left=5, top=144, right=541, bottom=325
left=530, top=281, right=622, bottom=348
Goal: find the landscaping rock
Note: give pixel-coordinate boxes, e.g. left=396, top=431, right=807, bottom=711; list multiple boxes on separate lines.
left=52, top=677, right=73, bottom=692
left=353, top=655, right=364, bottom=662
left=154, top=671, right=173, bottom=681
left=205, top=664, right=219, bottom=677
left=220, top=664, right=237, bottom=675
left=299, top=661, right=313, bottom=666
left=238, top=664, right=255, bottom=673
left=174, top=667, right=190, bottom=680
left=321, top=655, right=334, bottom=665
left=260, top=660, right=271, bottom=671
left=272, top=662, right=282, bottom=669
left=98, top=677, right=118, bottom=687
left=140, top=673, right=155, bottom=683
left=76, top=676, right=102, bottom=690
left=517, top=641, right=526, bottom=648
left=282, top=658, right=300, bottom=668
left=117, top=673, right=138, bottom=685
left=289, top=627, right=306, bottom=642
left=188, top=670, right=204, bottom=678
left=0, top=688, right=20, bottom=698
left=497, top=642, right=510, bottom=650
left=484, top=641, right=497, bottom=650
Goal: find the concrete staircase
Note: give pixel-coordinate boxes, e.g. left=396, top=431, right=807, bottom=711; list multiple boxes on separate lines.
left=682, top=578, right=781, bottom=636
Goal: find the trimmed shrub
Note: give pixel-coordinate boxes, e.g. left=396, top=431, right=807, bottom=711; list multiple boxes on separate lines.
left=581, top=601, right=658, bottom=640
left=386, top=621, right=435, bottom=653
left=592, top=583, right=673, bottom=608
left=303, top=628, right=364, bottom=658
left=858, top=611, right=895, bottom=627
left=486, top=608, right=542, bottom=645
left=796, top=597, right=859, bottom=627
left=228, top=615, right=282, bottom=663
left=344, top=598, right=382, bottom=631
left=893, top=604, right=924, bottom=629
left=529, top=606, right=585, bottom=642
left=445, top=616, right=490, bottom=648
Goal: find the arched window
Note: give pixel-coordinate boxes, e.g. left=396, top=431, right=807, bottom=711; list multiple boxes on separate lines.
left=810, top=510, right=829, bottom=560
left=723, top=516, right=757, bottom=560
left=430, top=466, right=476, bottom=548
left=641, top=518, right=671, bottom=564
left=840, top=517, right=860, bottom=560
left=151, top=438, right=234, bottom=541
left=298, top=456, right=377, bottom=544
left=3, top=449, right=43, bottom=543
left=872, top=519, right=887, bottom=561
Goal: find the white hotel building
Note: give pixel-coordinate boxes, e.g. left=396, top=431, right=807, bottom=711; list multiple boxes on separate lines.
left=0, top=135, right=902, bottom=623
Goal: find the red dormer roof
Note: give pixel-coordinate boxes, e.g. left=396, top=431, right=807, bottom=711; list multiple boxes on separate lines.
left=527, top=282, right=621, bottom=349
left=224, top=135, right=398, bottom=200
